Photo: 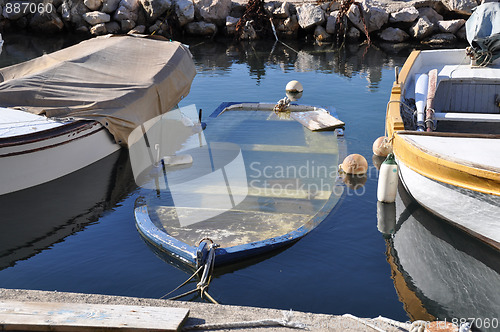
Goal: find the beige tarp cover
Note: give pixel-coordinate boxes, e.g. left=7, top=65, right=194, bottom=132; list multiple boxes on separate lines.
left=0, top=34, right=196, bottom=146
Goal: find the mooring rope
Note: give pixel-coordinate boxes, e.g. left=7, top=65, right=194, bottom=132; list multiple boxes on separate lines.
left=160, top=240, right=219, bottom=304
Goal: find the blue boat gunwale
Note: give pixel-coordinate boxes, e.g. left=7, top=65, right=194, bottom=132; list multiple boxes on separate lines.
left=134, top=102, right=345, bottom=268
left=134, top=187, right=342, bottom=268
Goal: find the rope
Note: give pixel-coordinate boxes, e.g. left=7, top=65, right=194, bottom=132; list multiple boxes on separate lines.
left=161, top=239, right=219, bottom=304
left=273, top=96, right=291, bottom=114
left=159, top=265, right=204, bottom=299
left=183, top=311, right=307, bottom=331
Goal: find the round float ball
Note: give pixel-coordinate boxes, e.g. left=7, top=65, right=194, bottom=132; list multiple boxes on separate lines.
left=285, top=80, right=303, bottom=93
left=340, top=154, right=368, bottom=175
left=372, top=136, right=393, bottom=157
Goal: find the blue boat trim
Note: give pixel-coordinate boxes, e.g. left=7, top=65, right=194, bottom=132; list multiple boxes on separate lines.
left=210, top=102, right=251, bottom=118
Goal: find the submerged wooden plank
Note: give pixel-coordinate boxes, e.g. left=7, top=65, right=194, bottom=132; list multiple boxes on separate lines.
left=0, top=301, right=189, bottom=331
left=290, top=110, right=345, bottom=131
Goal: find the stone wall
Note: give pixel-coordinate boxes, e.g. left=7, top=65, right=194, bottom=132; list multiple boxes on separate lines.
left=0, top=0, right=497, bottom=45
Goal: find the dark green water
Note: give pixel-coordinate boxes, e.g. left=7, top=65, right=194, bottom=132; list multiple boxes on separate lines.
left=0, top=33, right=498, bottom=329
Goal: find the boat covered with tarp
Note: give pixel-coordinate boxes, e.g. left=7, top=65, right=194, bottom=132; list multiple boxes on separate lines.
left=0, top=34, right=196, bottom=195
left=132, top=102, right=345, bottom=269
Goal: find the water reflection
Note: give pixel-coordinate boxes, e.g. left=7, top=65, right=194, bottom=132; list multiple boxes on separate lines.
left=0, top=150, right=136, bottom=271
left=0, top=33, right=85, bottom=67
left=381, top=183, right=500, bottom=331
left=186, top=38, right=410, bottom=90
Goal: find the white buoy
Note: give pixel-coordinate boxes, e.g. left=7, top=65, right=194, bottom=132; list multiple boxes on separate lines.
left=377, top=153, right=398, bottom=203
left=285, top=80, right=303, bottom=93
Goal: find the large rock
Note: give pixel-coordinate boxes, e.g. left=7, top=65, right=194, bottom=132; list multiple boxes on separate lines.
left=229, top=1, right=245, bottom=18
left=364, top=5, right=388, bottom=32
left=410, top=16, right=435, bottom=39
left=273, top=1, right=290, bottom=19
left=175, top=0, right=194, bottom=26
left=278, top=14, right=299, bottom=37
left=347, top=26, right=361, bottom=40
left=114, top=5, right=138, bottom=21
left=121, top=19, right=136, bottom=31
left=83, top=11, right=110, bottom=24
left=314, top=25, right=331, bottom=42
left=422, top=32, right=457, bottom=45
left=102, top=0, right=120, bottom=12
left=120, top=0, right=140, bottom=10
left=225, top=15, right=238, bottom=35
left=193, top=0, right=231, bottom=25
left=347, top=1, right=388, bottom=33
left=389, top=6, right=418, bottom=23
left=129, top=24, right=145, bottom=33
left=140, top=0, right=171, bottom=22
left=185, top=21, right=217, bottom=35
left=442, top=0, right=478, bottom=15
left=438, top=19, right=465, bottom=33
left=417, top=7, right=443, bottom=24
left=296, top=4, right=325, bottom=29
left=90, top=22, right=107, bottom=35
left=84, top=0, right=102, bottom=10
left=378, top=27, right=410, bottom=42
left=65, top=0, right=90, bottom=27
left=29, top=11, right=65, bottom=33
left=325, top=11, right=338, bottom=35
left=148, top=19, right=168, bottom=34
left=105, top=21, right=121, bottom=32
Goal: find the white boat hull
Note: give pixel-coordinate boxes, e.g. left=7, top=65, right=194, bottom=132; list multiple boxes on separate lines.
left=398, top=161, right=500, bottom=248
left=389, top=185, right=500, bottom=324
left=0, top=121, right=120, bottom=195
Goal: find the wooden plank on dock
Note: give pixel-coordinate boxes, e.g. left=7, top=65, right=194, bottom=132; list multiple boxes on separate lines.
left=291, top=110, right=345, bottom=131
left=0, top=301, right=189, bottom=331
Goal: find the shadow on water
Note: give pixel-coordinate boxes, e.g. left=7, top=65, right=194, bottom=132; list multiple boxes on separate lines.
left=0, top=150, right=137, bottom=271
left=381, top=182, right=500, bottom=331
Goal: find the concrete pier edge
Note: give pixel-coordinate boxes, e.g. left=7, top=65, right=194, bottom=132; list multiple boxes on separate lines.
left=0, top=288, right=412, bottom=331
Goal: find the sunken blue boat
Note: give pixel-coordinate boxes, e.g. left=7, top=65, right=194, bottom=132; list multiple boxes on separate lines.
left=133, top=102, right=345, bottom=269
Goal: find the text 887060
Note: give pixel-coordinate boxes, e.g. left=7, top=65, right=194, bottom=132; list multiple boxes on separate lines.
left=4, top=2, right=54, bottom=15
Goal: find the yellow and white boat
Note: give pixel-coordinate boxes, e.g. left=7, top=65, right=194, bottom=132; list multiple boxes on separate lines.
left=385, top=3, right=500, bottom=250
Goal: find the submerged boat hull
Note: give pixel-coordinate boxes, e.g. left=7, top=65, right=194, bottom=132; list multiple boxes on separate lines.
left=134, top=102, right=345, bottom=269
